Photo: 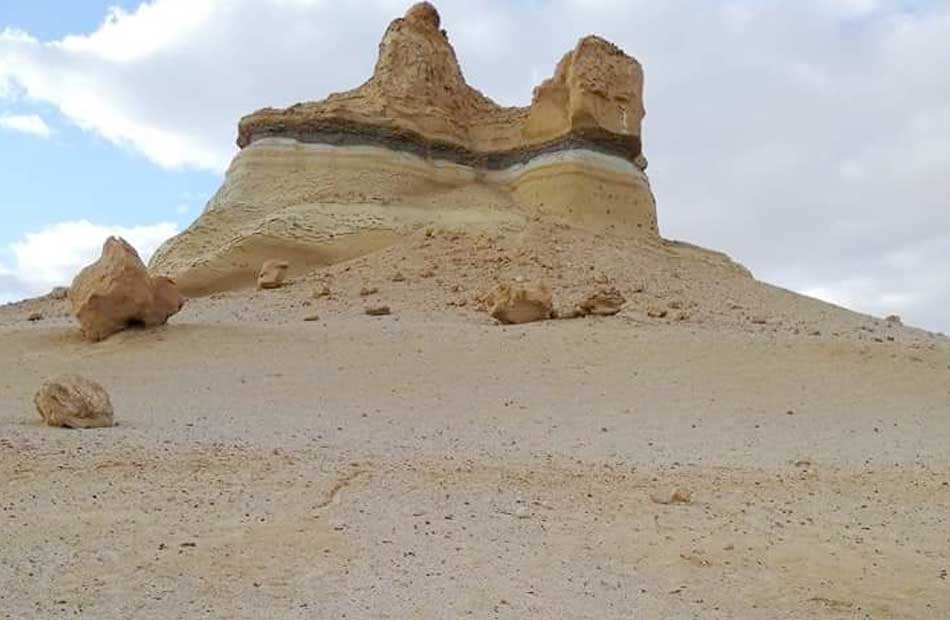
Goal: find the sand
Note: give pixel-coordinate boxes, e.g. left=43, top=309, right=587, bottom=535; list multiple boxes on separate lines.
left=2, top=225, right=949, bottom=619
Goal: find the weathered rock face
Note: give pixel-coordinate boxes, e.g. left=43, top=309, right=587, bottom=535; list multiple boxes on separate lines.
left=34, top=375, right=114, bottom=429
left=71, top=237, right=185, bottom=341
left=151, top=2, right=657, bottom=295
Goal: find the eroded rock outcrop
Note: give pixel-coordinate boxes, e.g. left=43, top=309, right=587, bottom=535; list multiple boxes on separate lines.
left=151, top=2, right=657, bottom=295
left=34, top=375, right=114, bottom=429
left=71, top=237, right=185, bottom=341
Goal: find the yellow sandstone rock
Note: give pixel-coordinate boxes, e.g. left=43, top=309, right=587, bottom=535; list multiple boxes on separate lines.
left=71, top=237, right=185, bottom=342
left=150, top=3, right=657, bottom=295
left=489, top=283, right=555, bottom=325
left=257, top=259, right=290, bottom=290
left=34, top=375, right=115, bottom=429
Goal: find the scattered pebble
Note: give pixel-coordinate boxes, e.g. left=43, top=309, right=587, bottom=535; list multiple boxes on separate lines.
left=651, top=487, right=691, bottom=505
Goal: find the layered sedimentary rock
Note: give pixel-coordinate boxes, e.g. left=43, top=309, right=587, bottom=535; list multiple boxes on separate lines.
left=151, top=2, right=657, bottom=295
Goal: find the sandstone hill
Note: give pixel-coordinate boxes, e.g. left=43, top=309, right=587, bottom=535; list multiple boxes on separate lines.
left=149, top=2, right=657, bottom=295
left=3, top=5, right=950, bottom=618
left=6, top=2, right=941, bottom=344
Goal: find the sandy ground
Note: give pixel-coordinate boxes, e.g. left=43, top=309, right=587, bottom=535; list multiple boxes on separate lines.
left=2, top=227, right=949, bottom=619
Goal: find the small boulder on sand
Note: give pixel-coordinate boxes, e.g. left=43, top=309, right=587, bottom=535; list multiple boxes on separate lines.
left=651, top=487, right=692, bottom=505
left=577, top=287, right=626, bottom=317
left=365, top=305, right=392, bottom=317
left=34, top=375, right=114, bottom=429
left=70, top=237, right=185, bottom=342
left=257, top=260, right=290, bottom=289
left=489, top=283, right=554, bottom=325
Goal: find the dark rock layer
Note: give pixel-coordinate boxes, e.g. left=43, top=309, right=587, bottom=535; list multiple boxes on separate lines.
left=242, top=119, right=643, bottom=171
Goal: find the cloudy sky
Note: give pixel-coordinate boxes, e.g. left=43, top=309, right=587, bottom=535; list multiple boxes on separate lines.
left=0, top=0, right=947, bottom=331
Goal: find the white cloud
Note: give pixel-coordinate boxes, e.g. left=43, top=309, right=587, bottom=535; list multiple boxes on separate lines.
left=0, top=1, right=948, bottom=331
left=55, top=2, right=217, bottom=63
left=819, top=0, right=880, bottom=16
left=0, top=220, right=179, bottom=303
left=0, top=1, right=397, bottom=170
left=0, top=113, right=52, bottom=138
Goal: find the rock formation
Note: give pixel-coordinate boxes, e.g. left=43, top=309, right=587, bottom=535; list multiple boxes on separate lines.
left=150, top=2, right=657, bottom=295
left=34, top=375, right=115, bottom=429
left=71, top=237, right=185, bottom=341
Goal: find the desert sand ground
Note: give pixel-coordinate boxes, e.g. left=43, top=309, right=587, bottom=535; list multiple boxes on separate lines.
left=2, top=224, right=949, bottom=619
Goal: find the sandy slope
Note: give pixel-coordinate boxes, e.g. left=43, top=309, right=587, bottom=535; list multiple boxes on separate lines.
left=2, top=227, right=949, bottom=619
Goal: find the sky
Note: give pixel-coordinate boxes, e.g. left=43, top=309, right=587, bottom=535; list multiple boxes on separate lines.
left=0, top=0, right=948, bottom=332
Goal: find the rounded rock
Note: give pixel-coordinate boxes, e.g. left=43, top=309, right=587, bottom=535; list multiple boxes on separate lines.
left=34, top=375, right=115, bottom=429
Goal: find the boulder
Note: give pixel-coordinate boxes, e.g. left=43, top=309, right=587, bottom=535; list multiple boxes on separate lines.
left=70, top=237, right=185, bottom=342
left=489, top=283, right=554, bottom=325
left=257, top=260, right=290, bottom=289
left=577, top=287, right=626, bottom=316
left=34, top=375, right=114, bottom=429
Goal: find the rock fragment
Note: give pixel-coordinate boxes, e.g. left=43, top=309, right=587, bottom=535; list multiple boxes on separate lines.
left=257, top=260, right=290, bottom=289
left=365, top=305, right=392, bottom=316
left=651, top=488, right=692, bottom=505
left=70, top=237, right=185, bottom=342
left=34, top=375, right=114, bottom=429
left=488, top=283, right=554, bottom=325
left=577, top=287, right=626, bottom=317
